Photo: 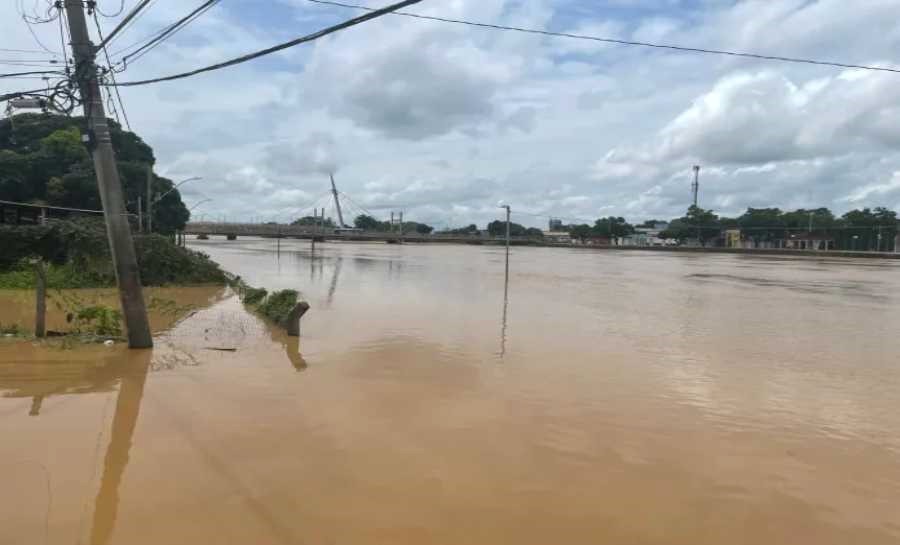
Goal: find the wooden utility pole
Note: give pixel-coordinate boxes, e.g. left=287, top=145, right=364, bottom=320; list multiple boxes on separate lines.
left=501, top=205, right=511, bottom=264
left=145, top=164, right=153, bottom=233
left=34, top=260, right=47, bottom=338
left=64, top=0, right=153, bottom=348
left=136, top=197, right=143, bottom=234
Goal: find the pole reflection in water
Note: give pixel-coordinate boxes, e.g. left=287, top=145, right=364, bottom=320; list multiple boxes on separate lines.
left=327, top=257, right=342, bottom=307
left=500, top=248, right=510, bottom=358
left=88, top=349, right=152, bottom=545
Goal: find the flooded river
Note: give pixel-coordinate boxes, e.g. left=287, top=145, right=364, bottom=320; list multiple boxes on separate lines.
left=2, top=239, right=900, bottom=544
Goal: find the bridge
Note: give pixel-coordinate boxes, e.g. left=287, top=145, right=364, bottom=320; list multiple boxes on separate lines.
left=182, top=221, right=537, bottom=245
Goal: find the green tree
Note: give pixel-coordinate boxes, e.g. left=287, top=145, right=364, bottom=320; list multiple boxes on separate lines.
left=737, top=208, right=785, bottom=245
left=0, top=113, right=188, bottom=234
left=487, top=220, right=530, bottom=237
left=292, top=215, right=335, bottom=227
left=782, top=208, right=836, bottom=231
left=354, top=214, right=387, bottom=231
left=592, top=216, right=634, bottom=240
left=839, top=207, right=898, bottom=251
left=569, top=224, right=592, bottom=243
left=661, top=206, right=721, bottom=245
left=401, top=221, right=434, bottom=234
left=447, top=224, right=479, bottom=235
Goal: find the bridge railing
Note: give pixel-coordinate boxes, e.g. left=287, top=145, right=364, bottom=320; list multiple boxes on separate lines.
left=184, top=222, right=548, bottom=244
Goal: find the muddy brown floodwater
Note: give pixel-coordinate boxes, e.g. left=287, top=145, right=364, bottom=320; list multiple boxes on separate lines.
left=2, top=239, right=900, bottom=545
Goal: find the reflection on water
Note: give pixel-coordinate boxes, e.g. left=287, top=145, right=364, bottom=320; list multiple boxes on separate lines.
left=500, top=249, right=510, bottom=358
left=2, top=241, right=900, bottom=544
left=90, top=350, right=150, bottom=545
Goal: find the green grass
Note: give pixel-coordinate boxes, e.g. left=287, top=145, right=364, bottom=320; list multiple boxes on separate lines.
left=256, top=290, right=299, bottom=327
left=0, top=263, right=108, bottom=289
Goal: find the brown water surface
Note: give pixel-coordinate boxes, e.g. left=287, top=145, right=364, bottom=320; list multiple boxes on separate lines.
left=2, top=240, right=899, bottom=544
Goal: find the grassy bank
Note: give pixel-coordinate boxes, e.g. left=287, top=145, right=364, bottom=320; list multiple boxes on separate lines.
left=0, top=228, right=228, bottom=289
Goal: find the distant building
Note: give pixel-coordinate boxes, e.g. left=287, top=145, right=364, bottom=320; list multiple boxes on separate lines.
left=584, top=235, right=611, bottom=246
left=542, top=230, right=573, bottom=244
left=548, top=218, right=563, bottom=231
left=725, top=229, right=742, bottom=248
left=784, top=232, right=836, bottom=251
left=622, top=224, right=669, bottom=247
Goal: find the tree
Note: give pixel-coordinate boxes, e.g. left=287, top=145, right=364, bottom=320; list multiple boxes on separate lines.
left=569, top=224, right=592, bottom=243
left=737, top=208, right=785, bottom=245
left=447, top=224, right=479, bottom=235
left=593, top=216, right=634, bottom=240
left=401, top=221, right=434, bottom=234
left=0, top=113, right=188, bottom=234
left=292, top=215, right=335, bottom=228
left=840, top=207, right=898, bottom=251
left=661, top=206, right=720, bottom=245
left=487, top=220, right=530, bottom=237
left=782, top=208, right=835, bottom=231
left=354, top=214, right=387, bottom=231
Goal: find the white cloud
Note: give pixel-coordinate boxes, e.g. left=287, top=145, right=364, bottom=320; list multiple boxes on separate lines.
left=4, top=0, right=900, bottom=227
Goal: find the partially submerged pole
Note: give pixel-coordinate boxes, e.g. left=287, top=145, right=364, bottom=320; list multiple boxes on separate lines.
left=34, top=260, right=47, bottom=338
left=64, top=0, right=152, bottom=348
left=287, top=301, right=310, bottom=337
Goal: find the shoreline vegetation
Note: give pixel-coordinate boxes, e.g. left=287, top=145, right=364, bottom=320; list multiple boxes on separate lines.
left=0, top=219, right=229, bottom=342
left=232, top=278, right=309, bottom=336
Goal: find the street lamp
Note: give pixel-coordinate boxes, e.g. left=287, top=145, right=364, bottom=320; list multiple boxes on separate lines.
left=189, top=198, right=212, bottom=213
left=852, top=234, right=860, bottom=251
left=147, top=176, right=203, bottom=233
left=155, top=176, right=202, bottom=204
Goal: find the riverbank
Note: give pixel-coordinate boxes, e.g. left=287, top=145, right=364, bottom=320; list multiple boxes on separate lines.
left=0, top=285, right=229, bottom=339
left=544, top=243, right=900, bottom=259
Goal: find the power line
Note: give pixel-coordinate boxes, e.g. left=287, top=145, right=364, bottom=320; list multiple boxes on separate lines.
left=57, top=5, right=72, bottom=77
left=92, top=10, right=132, bottom=131
left=0, top=70, right=63, bottom=78
left=0, top=58, right=61, bottom=64
left=306, top=0, right=900, bottom=75
left=19, top=8, right=61, bottom=56
left=338, top=191, right=378, bottom=219
left=0, top=88, right=48, bottom=102
left=98, top=0, right=155, bottom=49
left=0, top=47, right=57, bottom=54
left=0, top=198, right=104, bottom=214
left=106, top=0, right=423, bottom=87
left=18, top=0, right=58, bottom=24
left=116, top=0, right=220, bottom=69
left=94, top=0, right=127, bottom=18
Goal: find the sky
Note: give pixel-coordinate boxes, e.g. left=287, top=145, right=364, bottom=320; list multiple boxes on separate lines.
left=3, top=0, right=900, bottom=229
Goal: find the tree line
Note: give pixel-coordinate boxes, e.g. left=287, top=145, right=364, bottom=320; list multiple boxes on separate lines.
left=660, top=205, right=898, bottom=251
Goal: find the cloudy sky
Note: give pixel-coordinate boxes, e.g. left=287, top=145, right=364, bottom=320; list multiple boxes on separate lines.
left=4, top=0, right=900, bottom=229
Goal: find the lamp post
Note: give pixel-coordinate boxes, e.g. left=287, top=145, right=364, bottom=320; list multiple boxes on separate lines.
left=148, top=176, right=202, bottom=233
left=189, top=198, right=212, bottom=213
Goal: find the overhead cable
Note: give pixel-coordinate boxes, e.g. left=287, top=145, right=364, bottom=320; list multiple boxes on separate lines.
left=92, top=10, right=132, bottom=130
left=0, top=88, right=49, bottom=102
left=106, top=0, right=423, bottom=87
left=97, top=0, right=155, bottom=49
left=94, top=0, right=127, bottom=18
left=0, top=47, right=57, bottom=54
left=117, top=0, right=220, bottom=68
left=306, top=0, right=900, bottom=75
left=0, top=70, right=62, bottom=78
